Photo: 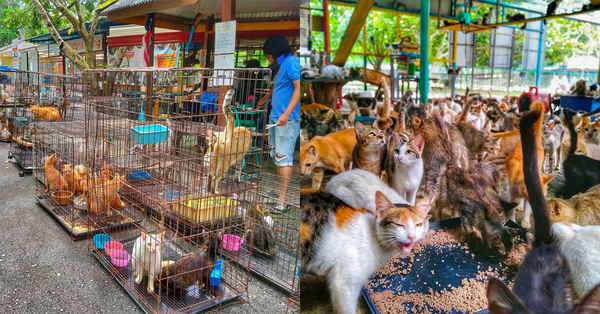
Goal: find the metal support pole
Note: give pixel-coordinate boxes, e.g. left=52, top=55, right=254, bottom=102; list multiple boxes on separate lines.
left=451, top=30, right=457, bottom=98
left=419, top=0, right=430, bottom=105
left=535, top=22, right=544, bottom=87
left=323, top=0, right=330, bottom=64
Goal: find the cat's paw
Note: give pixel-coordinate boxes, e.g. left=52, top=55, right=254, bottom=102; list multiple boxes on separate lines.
left=134, top=276, right=142, bottom=285
left=416, top=191, right=425, bottom=199
left=521, top=220, right=531, bottom=229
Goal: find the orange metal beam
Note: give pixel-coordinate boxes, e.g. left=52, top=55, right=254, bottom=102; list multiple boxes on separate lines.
left=331, top=0, right=375, bottom=66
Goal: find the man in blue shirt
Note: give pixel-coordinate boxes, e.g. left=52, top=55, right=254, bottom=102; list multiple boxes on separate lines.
left=260, top=35, right=300, bottom=213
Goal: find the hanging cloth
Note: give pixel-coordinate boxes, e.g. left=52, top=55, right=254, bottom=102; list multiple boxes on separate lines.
left=142, top=14, right=154, bottom=67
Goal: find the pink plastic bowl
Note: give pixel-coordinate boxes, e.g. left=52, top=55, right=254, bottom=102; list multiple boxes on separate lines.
left=222, top=234, right=244, bottom=251
left=104, top=241, right=123, bottom=256
left=110, top=250, right=131, bottom=267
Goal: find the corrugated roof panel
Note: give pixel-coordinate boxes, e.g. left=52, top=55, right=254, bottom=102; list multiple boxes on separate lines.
left=102, top=0, right=155, bottom=13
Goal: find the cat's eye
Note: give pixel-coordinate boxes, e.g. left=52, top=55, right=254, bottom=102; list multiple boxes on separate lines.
left=415, top=223, right=423, bottom=227
left=406, top=150, right=414, bottom=154
left=369, top=132, right=375, bottom=136
left=392, top=222, right=404, bottom=228
left=306, top=163, right=311, bottom=167
left=394, top=149, right=400, bottom=154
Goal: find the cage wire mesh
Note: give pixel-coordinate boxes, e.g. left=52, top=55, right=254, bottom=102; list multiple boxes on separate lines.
left=83, top=67, right=273, bottom=313
left=5, top=72, right=84, bottom=176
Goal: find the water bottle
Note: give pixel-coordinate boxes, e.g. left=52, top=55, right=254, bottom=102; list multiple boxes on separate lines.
left=262, top=74, right=270, bottom=89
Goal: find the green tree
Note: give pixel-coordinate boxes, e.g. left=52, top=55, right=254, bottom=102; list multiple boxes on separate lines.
left=0, top=1, right=20, bottom=47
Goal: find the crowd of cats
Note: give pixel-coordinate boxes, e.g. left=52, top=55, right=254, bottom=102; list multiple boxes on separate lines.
left=299, top=81, right=600, bottom=313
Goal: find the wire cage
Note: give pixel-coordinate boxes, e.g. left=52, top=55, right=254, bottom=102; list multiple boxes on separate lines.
left=33, top=120, right=140, bottom=239
left=83, top=67, right=271, bottom=313
left=241, top=173, right=300, bottom=293
left=286, top=263, right=300, bottom=314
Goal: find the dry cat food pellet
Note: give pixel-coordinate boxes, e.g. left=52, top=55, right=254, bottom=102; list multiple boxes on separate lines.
left=367, top=227, right=525, bottom=314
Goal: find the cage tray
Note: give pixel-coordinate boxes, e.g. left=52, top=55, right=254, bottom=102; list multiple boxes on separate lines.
left=91, top=235, right=242, bottom=314
left=9, top=143, right=35, bottom=171
left=35, top=195, right=139, bottom=240
left=362, top=218, right=528, bottom=314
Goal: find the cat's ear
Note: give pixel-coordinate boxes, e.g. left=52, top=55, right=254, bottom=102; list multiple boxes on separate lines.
left=412, top=134, right=425, bottom=153
left=548, top=199, right=561, bottom=216
left=572, top=284, right=600, bottom=314
left=141, top=231, right=147, bottom=241
left=374, top=191, right=393, bottom=219
left=354, top=122, right=365, bottom=135
left=499, top=200, right=519, bottom=214
left=412, top=116, right=421, bottom=128
left=548, top=121, right=555, bottom=131
left=158, top=231, right=165, bottom=242
left=319, top=109, right=330, bottom=116
left=414, top=196, right=432, bottom=216
left=487, top=277, right=530, bottom=314
left=542, top=174, right=555, bottom=184
left=307, top=145, right=316, bottom=156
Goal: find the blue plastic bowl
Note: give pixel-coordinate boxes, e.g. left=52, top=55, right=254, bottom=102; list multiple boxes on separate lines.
left=129, top=170, right=151, bottom=183
left=93, top=233, right=112, bottom=249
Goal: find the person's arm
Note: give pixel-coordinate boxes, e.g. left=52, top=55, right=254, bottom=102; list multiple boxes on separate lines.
left=257, top=88, right=273, bottom=108
left=277, top=79, right=300, bottom=126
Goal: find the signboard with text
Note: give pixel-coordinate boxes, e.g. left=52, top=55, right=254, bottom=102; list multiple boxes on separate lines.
left=66, top=34, right=104, bottom=53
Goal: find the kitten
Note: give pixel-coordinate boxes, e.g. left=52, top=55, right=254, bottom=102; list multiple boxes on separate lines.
left=132, top=231, right=164, bottom=294
left=351, top=122, right=386, bottom=177
left=412, top=114, right=469, bottom=200
left=435, top=122, right=519, bottom=256
left=384, top=132, right=424, bottom=204
left=552, top=222, right=600, bottom=303
left=160, top=237, right=219, bottom=293
left=542, top=119, right=566, bottom=172
left=326, top=168, right=417, bottom=212
left=556, top=110, right=600, bottom=199
left=431, top=101, right=457, bottom=125
left=245, top=204, right=277, bottom=255
left=385, top=40, right=403, bottom=54
left=580, top=119, right=600, bottom=160
left=492, top=103, right=519, bottom=132
left=548, top=184, right=600, bottom=226
left=44, top=153, right=68, bottom=194
left=300, top=128, right=357, bottom=189
left=457, top=120, right=502, bottom=162
left=300, top=189, right=431, bottom=314
left=506, top=101, right=554, bottom=228
left=321, top=65, right=349, bottom=80
left=487, top=110, right=576, bottom=313
left=61, top=164, right=84, bottom=194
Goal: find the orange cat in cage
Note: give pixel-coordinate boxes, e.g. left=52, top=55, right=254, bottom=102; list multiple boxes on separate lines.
left=30, top=104, right=60, bottom=121
left=44, top=153, right=68, bottom=193
left=89, top=174, right=126, bottom=217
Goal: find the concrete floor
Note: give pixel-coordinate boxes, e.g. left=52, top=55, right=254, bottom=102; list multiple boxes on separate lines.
left=0, top=143, right=289, bottom=314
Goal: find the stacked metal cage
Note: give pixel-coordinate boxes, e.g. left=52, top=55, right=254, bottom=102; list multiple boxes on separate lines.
left=8, top=72, right=84, bottom=176
left=83, top=67, right=272, bottom=313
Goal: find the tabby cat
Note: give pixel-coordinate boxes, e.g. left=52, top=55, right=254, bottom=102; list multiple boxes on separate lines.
left=351, top=122, right=386, bottom=177
left=300, top=189, right=431, bottom=314
left=548, top=184, right=600, bottom=226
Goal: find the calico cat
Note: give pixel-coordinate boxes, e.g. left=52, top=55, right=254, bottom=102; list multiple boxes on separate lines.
left=580, top=119, right=600, bottom=160
left=412, top=114, right=469, bottom=200
left=384, top=132, right=424, bottom=204
left=542, top=119, right=566, bottom=172
left=548, top=184, right=600, bottom=226
left=245, top=204, right=277, bottom=256
left=506, top=101, right=554, bottom=228
left=351, top=122, right=386, bottom=177
left=552, top=222, right=600, bottom=303
left=457, top=120, right=502, bottom=162
left=556, top=110, right=600, bottom=199
left=44, top=153, right=68, bottom=193
left=321, top=65, right=349, bottom=80
left=300, top=128, right=357, bottom=189
left=326, top=168, right=421, bottom=212
left=160, top=238, right=219, bottom=293
left=435, top=121, right=520, bottom=256
left=30, top=104, right=60, bottom=121
left=300, top=189, right=431, bottom=314
left=132, top=231, right=164, bottom=293
left=487, top=110, right=600, bottom=314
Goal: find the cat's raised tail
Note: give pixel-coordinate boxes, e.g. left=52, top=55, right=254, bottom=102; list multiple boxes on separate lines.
left=566, top=109, right=578, bottom=156
left=520, top=110, right=552, bottom=246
